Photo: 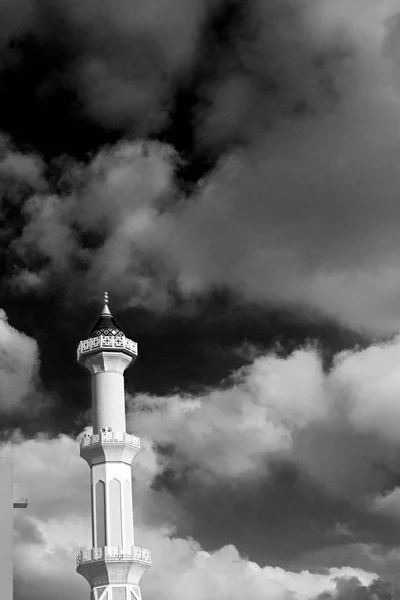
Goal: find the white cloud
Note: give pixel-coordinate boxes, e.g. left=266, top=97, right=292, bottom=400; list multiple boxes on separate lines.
left=4, top=432, right=378, bottom=600
left=142, top=540, right=377, bottom=600
left=128, top=348, right=330, bottom=483
left=330, top=337, right=400, bottom=443
left=0, top=309, right=41, bottom=412
left=123, top=336, right=400, bottom=509
left=12, top=141, right=177, bottom=307
left=371, top=487, right=400, bottom=519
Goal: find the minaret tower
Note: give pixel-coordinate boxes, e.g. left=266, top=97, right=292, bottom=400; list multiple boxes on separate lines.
left=76, top=293, right=151, bottom=600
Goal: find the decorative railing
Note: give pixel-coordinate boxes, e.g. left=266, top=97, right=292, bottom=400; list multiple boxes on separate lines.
left=76, top=546, right=152, bottom=567
left=77, top=335, right=138, bottom=361
left=81, top=431, right=141, bottom=449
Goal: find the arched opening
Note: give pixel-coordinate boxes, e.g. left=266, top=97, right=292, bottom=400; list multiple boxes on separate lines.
left=95, top=480, right=106, bottom=547
left=109, top=478, right=122, bottom=546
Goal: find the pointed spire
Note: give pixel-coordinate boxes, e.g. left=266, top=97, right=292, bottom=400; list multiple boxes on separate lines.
left=88, top=292, right=124, bottom=338
left=101, top=291, right=112, bottom=317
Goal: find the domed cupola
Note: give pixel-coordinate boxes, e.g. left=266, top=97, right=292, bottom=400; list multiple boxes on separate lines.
left=89, top=292, right=124, bottom=338
left=77, top=293, right=138, bottom=366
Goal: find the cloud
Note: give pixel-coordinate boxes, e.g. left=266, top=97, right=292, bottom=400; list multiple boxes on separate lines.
left=5, top=0, right=400, bottom=333
left=156, top=0, right=400, bottom=333
left=373, top=488, right=400, bottom=521
left=0, top=0, right=369, bottom=143
left=11, top=61, right=400, bottom=330
left=123, top=335, right=400, bottom=514
left=0, top=0, right=35, bottom=47
left=0, top=309, right=42, bottom=412
left=330, top=338, right=400, bottom=443
left=317, top=576, right=399, bottom=600
left=122, top=335, right=400, bottom=572
left=66, top=0, right=210, bottom=133
left=0, top=134, right=45, bottom=193
left=128, top=348, right=328, bottom=483
left=7, top=263, right=400, bottom=502
left=142, top=541, right=377, bottom=600
left=11, top=141, right=178, bottom=305
left=4, top=1, right=400, bottom=335
left=158, top=53, right=400, bottom=331
left=3, top=431, right=379, bottom=600
left=0, top=133, right=46, bottom=243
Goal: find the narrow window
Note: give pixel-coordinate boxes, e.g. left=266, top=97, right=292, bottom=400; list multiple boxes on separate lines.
left=109, top=479, right=122, bottom=546
left=123, top=480, right=133, bottom=546
left=95, top=480, right=106, bottom=547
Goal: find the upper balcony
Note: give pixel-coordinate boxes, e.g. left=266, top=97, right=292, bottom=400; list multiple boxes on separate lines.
left=77, top=334, right=138, bottom=363
left=76, top=545, right=152, bottom=568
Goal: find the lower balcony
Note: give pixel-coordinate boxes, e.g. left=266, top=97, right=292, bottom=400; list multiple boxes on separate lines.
left=76, top=545, right=152, bottom=568
left=80, top=432, right=141, bottom=466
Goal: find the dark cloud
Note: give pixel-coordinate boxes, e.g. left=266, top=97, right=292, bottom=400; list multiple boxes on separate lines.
left=190, top=0, right=352, bottom=152
left=317, top=577, right=400, bottom=600
left=14, top=514, right=45, bottom=546
left=1, top=0, right=400, bottom=332
left=0, top=0, right=363, bottom=177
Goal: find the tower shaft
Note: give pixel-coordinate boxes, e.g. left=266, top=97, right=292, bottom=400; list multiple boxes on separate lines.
left=76, top=297, right=151, bottom=600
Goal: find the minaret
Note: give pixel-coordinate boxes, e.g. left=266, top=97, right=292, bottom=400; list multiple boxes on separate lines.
left=76, top=293, right=151, bottom=600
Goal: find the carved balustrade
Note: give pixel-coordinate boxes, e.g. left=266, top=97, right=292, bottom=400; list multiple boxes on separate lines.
left=76, top=546, right=152, bottom=567
left=77, top=335, right=138, bottom=362
left=80, top=431, right=140, bottom=449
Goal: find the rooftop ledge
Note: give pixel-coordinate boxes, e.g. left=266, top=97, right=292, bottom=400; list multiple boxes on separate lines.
left=77, top=335, right=138, bottom=362
left=81, top=432, right=141, bottom=449
left=13, top=499, right=28, bottom=509
left=76, top=546, right=152, bottom=568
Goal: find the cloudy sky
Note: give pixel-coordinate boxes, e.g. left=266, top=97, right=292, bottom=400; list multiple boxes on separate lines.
left=4, top=0, right=400, bottom=598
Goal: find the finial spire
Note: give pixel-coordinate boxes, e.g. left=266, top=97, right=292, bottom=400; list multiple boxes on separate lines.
left=101, top=291, right=112, bottom=317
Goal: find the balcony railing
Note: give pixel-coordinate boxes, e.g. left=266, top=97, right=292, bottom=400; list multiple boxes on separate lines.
left=77, top=335, right=138, bottom=361
left=81, top=432, right=140, bottom=449
left=76, top=546, right=152, bottom=567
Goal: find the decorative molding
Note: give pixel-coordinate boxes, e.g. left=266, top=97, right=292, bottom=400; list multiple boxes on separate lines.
left=76, top=546, right=152, bottom=568
left=81, top=432, right=141, bottom=450
left=77, top=335, right=138, bottom=363
left=90, top=327, right=124, bottom=338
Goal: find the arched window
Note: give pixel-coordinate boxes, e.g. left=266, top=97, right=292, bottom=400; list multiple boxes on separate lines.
left=123, top=479, right=133, bottom=545
left=109, top=479, right=122, bottom=546
left=95, top=480, right=106, bottom=547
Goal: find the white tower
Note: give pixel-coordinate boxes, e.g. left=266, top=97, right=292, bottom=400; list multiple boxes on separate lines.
left=76, top=293, right=151, bottom=600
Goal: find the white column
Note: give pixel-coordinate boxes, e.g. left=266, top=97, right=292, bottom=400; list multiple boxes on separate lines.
left=84, top=351, right=132, bottom=434
left=92, top=371, right=126, bottom=433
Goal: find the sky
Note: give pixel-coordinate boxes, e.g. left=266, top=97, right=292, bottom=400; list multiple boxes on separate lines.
left=4, top=0, right=400, bottom=598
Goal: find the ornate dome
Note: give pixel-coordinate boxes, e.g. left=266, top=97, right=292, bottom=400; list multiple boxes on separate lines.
left=89, top=292, right=125, bottom=338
